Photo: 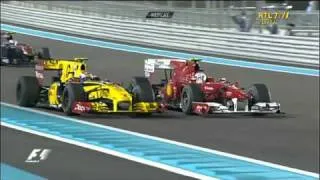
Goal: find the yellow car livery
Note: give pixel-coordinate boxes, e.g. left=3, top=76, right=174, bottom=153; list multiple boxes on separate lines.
left=16, top=48, right=163, bottom=116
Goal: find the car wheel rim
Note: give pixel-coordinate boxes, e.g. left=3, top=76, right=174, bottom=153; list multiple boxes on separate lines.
left=182, top=91, right=189, bottom=109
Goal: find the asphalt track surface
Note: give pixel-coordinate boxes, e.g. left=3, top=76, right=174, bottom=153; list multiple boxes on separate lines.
left=1, top=126, right=194, bottom=180
left=1, top=34, right=319, bottom=178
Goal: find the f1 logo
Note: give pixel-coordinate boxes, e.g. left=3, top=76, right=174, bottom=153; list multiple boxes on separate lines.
left=25, top=149, right=51, bottom=163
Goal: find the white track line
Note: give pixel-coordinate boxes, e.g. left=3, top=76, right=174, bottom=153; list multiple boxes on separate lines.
left=1, top=102, right=319, bottom=178
left=0, top=122, right=217, bottom=180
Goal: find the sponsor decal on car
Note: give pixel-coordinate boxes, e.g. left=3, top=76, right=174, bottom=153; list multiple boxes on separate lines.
left=72, top=102, right=91, bottom=113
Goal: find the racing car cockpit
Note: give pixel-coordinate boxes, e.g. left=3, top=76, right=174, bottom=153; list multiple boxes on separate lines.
left=189, top=58, right=209, bottom=83
left=190, top=57, right=202, bottom=71
left=8, top=39, right=18, bottom=46
left=6, top=34, right=13, bottom=42
left=78, top=64, right=101, bottom=83
left=1, top=32, right=15, bottom=45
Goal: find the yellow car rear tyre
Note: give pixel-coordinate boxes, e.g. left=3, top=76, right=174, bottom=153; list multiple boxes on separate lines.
left=16, top=76, right=40, bottom=107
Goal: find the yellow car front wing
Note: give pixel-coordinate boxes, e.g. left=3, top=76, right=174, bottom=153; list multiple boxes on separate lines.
left=71, top=101, right=162, bottom=114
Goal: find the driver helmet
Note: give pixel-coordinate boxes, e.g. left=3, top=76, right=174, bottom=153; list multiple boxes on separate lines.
left=219, top=77, right=227, bottom=83
left=79, top=64, right=99, bottom=81
left=8, top=39, right=16, bottom=45
left=189, top=58, right=202, bottom=72
left=104, top=79, right=111, bottom=83
left=79, top=64, right=87, bottom=82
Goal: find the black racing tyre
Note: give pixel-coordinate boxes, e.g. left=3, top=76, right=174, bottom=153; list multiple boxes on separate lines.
left=130, top=77, right=155, bottom=103
left=247, top=84, right=271, bottom=109
left=37, top=47, right=51, bottom=60
left=181, top=84, right=204, bottom=114
left=15, top=48, right=25, bottom=64
left=16, top=76, right=40, bottom=107
left=22, top=54, right=35, bottom=64
left=61, top=83, right=86, bottom=116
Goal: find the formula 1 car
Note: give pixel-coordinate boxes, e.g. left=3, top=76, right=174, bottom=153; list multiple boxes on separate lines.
left=16, top=48, right=162, bottom=116
left=144, top=58, right=281, bottom=115
left=1, top=31, right=36, bottom=66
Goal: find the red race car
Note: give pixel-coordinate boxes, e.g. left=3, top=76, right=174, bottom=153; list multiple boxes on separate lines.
left=1, top=31, right=35, bottom=66
left=144, top=58, right=281, bottom=115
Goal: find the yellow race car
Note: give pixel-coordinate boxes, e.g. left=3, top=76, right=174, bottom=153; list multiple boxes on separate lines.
left=16, top=48, right=163, bottom=116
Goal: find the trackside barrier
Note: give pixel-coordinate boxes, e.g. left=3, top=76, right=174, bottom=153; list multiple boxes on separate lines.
left=1, top=3, right=319, bottom=67
left=7, top=1, right=320, bottom=32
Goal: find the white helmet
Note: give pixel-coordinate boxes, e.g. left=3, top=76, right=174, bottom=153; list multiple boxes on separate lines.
left=219, top=77, right=227, bottom=82
left=79, top=73, right=87, bottom=82
left=8, top=40, right=17, bottom=45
